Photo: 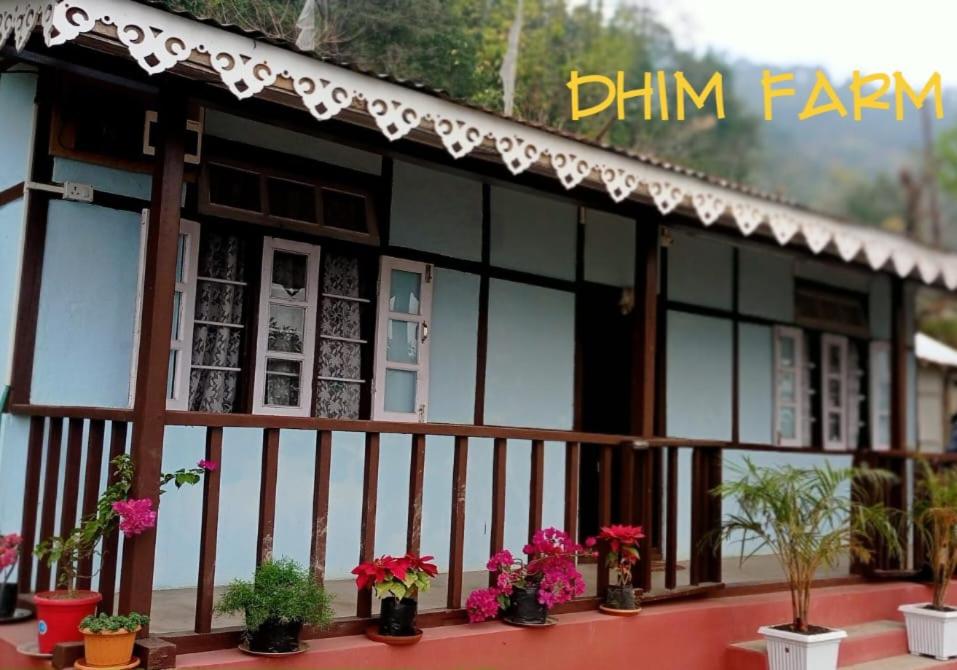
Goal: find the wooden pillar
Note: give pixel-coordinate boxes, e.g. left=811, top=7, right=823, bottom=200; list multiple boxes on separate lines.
left=632, top=219, right=659, bottom=589
left=118, top=92, right=187, bottom=619
left=886, top=277, right=910, bottom=570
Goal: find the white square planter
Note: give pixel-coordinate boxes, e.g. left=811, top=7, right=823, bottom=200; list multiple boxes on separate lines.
left=759, top=625, right=846, bottom=670
left=899, top=603, right=957, bottom=660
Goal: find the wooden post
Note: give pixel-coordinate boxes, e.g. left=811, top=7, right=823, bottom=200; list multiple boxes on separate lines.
left=118, top=92, right=187, bottom=619
left=887, top=278, right=910, bottom=570
left=631, top=221, right=659, bottom=588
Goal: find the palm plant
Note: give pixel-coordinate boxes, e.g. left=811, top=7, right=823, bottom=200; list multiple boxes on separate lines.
left=714, top=460, right=902, bottom=632
left=913, top=459, right=957, bottom=610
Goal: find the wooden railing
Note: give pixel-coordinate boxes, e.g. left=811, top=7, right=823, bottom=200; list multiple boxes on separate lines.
left=10, top=403, right=931, bottom=654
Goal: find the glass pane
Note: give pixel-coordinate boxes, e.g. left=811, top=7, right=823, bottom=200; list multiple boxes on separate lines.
left=878, top=415, right=891, bottom=445
left=828, top=378, right=842, bottom=408
left=265, top=359, right=301, bottom=407
left=167, top=350, right=177, bottom=400
left=271, top=251, right=308, bottom=301
left=879, top=382, right=891, bottom=412
left=778, top=407, right=796, bottom=439
left=171, top=290, right=183, bottom=341
left=778, top=371, right=795, bottom=403
left=208, top=163, right=262, bottom=212
left=828, top=413, right=842, bottom=442
left=267, top=177, right=317, bottom=223
left=267, top=304, right=305, bottom=353
left=828, top=344, right=842, bottom=370
left=384, top=368, right=417, bottom=414
left=390, top=269, right=421, bottom=315
left=779, top=336, right=795, bottom=367
left=387, top=320, right=419, bottom=364
left=175, top=233, right=187, bottom=283
left=322, top=189, right=368, bottom=232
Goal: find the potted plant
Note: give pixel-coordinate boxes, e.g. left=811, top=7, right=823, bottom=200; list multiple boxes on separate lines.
left=466, top=527, right=587, bottom=626
left=587, top=524, right=644, bottom=614
left=352, top=553, right=438, bottom=644
left=215, top=558, right=333, bottom=655
left=0, top=533, right=22, bottom=619
left=78, top=612, right=148, bottom=668
left=715, top=460, right=900, bottom=670
left=899, top=460, right=957, bottom=660
left=31, top=456, right=212, bottom=654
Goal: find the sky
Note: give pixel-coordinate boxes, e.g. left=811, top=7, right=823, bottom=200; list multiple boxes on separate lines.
left=587, top=0, right=957, bottom=86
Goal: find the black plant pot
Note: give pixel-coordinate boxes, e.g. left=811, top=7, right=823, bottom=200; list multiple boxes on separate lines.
left=379, top=597, right=418, bottom=636
left=604, top=585, right=637, bottom=610
left=506, top=585, right=547, bottom=624
left=0, top=582, right=17, bottom=618
left=246, top=618, right=303, bottom=653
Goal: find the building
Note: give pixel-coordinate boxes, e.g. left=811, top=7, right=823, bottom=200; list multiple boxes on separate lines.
left=0, top=1, right=953, bottom=667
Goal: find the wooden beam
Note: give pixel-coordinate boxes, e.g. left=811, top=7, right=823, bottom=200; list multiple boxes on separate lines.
left=257, top=429, right=280, bottom=566
left=356, top=432, right=379, bottom=618
left=118, top=91, right=187, bottom=619
left=406, top=434, right=426, bottom=555
left=489, top=437, right=506, bottom=586
left=195, top=427, right=222, bottom=634
left=473, top=184, right=491, bottom=425
left=99, top=421, right=128, bottom=615
left=447, top=436, right=468, bottom=609
left=310, top=430, right=332, bottom=583
left=563, top=441, right=580, bottom=541
left=528, top=439, right=544, bottom=539
left=17, top=416, right=44, bottom=592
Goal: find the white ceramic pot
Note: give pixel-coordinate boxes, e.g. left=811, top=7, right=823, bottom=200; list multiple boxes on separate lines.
left=758, top=625, right=846, bottom=670
left=899, top=603, right=957, bottom=660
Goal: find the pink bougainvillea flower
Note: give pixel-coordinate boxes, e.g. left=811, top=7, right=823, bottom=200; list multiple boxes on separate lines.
left=465, top=587, right=501, bottom=623
left=0, top=547, right=17, bottom=570
left=197, top=459, right=218, bottom=471
left=112, top=498, right=157, bottom=537
left=486, top=549, right=514, bottom=572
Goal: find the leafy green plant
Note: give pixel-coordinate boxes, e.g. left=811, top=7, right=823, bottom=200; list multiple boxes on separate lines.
left=714, top=460, right=902, bottom=632
left=215, top=558, right=334, bottom=633
left=912, top=459, right=957, bottom=610
left=79, top=612, right=149, bottom=634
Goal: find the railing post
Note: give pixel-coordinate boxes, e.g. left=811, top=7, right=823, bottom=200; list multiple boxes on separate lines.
left=118, top=90, right=187, bottom=621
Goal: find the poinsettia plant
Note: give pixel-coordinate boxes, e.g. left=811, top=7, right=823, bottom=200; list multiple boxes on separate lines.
left=0, top=533, right=22, bottom=583
left=35, top=455, right=215, bottom=594
left=352, top=553, right=438, bottom=600
left=466, top=527, right=590, bottom=623
left=586, top=524, right=644, bottom=587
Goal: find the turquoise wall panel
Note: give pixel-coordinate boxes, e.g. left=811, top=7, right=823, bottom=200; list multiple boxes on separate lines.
left=666, top=310, right=733, bottom=441
left=389, top=161, right=482, bottom=261
left=490, top=186, right=577, bottom=280
left=738, top=247, right=794, bottom=322
left=583, top=209, right=635, bottom=287
left=32, top=202, right=141, bottom=408
left=53, top=158, right=152, bottom=201
left=667, top=231, right=733, bottom=310
left=0, top=71, right=36, bottom=189
left=738, top=323, right=774, bottom=444
left=0, top=200, right=26, bottom=385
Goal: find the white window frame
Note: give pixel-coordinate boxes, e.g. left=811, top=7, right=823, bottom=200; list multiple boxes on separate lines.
left=869, top=340, right=892, bottom=451
left=773, top=325, right=805, bottom=447
left=166, top=218, right=201, bottom=411
left=252, top=237, right=321, bottom=416
left=821, top=334, right=850, bottom=451
left=373, top=257, right=433, bottom=422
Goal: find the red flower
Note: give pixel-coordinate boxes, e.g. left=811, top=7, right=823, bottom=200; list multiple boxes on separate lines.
left=594, top=524, right=644, bottom=553
left=405, top=553, right=438, bottom=578
left=351, top=558, right=391, bottom=590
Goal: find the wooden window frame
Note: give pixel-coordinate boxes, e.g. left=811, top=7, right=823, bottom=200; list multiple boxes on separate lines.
left=252, top=236, right=321, bottom=417
left=198, top=142, right=380, bottom=245
left=820, top=333, right=850, bottom=451
left=373, top=256, right=433, bottom=423
left=870, top=340, right=892, bottom=451
left=166, top=219, right=201, bottom=411
left=773, top=325, right=805, bottom=447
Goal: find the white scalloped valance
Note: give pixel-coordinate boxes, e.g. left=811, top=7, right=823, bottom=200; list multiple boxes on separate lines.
left=3, top=0, right=957, bottom=289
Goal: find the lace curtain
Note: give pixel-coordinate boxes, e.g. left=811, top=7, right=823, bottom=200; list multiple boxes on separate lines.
left=315, top=253, right=365, bottom=419
left=189, top=232, right=247, bottom=412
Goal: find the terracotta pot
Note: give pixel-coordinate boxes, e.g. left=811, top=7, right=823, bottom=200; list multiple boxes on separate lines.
left=81, top=626, right=139, bottom=668
left=34, top=590, right=102, bottom=654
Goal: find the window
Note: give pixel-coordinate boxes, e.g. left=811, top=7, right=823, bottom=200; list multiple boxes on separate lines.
left=820, top=334, right=849, bottom=450
left=198, top=141, right=379, bottom=244
left=773, top=326, right=805, bottom=447
left=165, top=226, right=250, bottom=413
left=167, top=220, right=201, bottom=410
left=252, top=237, right=321, bottom=416
left=315, top=253, right=373, bottom=419
left=795, top=282, right=869, bottom=338
left=870, top=341, right=892, bottom=451
left=373, top=258, right=433, bottom=422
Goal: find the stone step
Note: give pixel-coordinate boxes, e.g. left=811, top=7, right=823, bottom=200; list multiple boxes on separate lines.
left=725, top=620, right=908, bottom=669
left=843, top=654, right=957, bottom=669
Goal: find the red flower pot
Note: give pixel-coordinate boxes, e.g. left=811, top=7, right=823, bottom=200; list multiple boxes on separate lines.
left=34, top=590, right=102, bottom=654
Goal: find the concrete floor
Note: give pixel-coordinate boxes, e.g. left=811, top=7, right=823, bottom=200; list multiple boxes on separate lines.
left=146, top=552, right=851, bottom=633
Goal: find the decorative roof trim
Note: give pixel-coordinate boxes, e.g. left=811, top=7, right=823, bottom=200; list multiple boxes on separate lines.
left=3, top=0, right=957, bottom=289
